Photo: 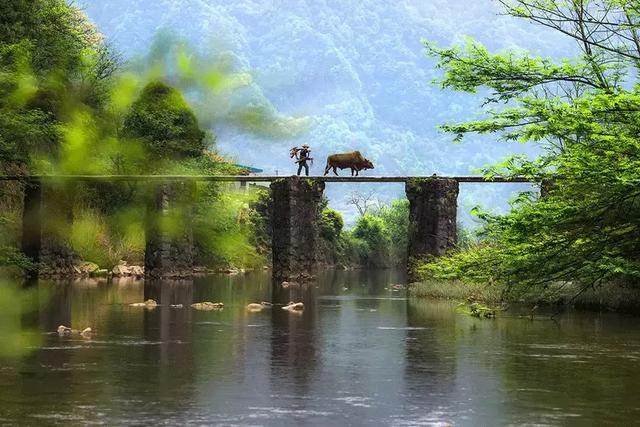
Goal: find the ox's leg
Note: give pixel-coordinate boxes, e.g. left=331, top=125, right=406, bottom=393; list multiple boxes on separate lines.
left=333, top=166, right=339, bottom=176
left=355, top=169, right=359, bottom=176
left=324, top=164, right=330, bottom=176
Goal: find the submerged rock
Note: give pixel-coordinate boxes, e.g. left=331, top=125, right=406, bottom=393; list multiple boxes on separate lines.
left=57, top=325, right=94, bottom=338
left=282, top=301, right=304, bottom=312
left=130, top=299, right=158, bottom=308
left=191, top=302, right=224, bottom=311
left=246, top=302, right=273, bottom=312
left=246, top=303, right=263, bottom=311
left=57, top=325, right=72, bottom=336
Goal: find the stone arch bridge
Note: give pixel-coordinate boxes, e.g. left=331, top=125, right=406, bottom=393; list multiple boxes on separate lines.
left=5, top=175, right=536, bottom=282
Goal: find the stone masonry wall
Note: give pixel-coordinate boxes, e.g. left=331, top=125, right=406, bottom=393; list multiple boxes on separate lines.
left=405, top=178, right=459, bottom=281
left=270, top=177, right=325, bottom=283
left=21, top=180, right=79, bottom=277
left=145, top=181, right=196, bottom=279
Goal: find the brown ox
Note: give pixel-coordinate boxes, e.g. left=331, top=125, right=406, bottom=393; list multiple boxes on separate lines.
left=324, top=151, right=375, bottom=176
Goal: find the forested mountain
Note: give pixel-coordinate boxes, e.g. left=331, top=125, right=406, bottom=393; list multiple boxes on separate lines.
left=78, top=0, right=574, bottom=221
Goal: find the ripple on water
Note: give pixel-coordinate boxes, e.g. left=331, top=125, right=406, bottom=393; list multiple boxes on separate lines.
left=319, top=296, right=408, bottom=301
left=389, top=409, right=456, bottom=427
left=31, top=413, right=87, bottom=422
left=334, top=396, right=373, bottom=408
left=377, top=326, right=428, bottom=331
left=35, top=345, right=90, bottom=350
left=194, top=321, right=229, bottom=326
left=245, top=406, right=334, bottom=419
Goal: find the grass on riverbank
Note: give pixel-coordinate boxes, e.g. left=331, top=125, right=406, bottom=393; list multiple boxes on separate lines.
left=409, top=280, right=503, bottom=302
left=409, top=279, right=640, bottom=313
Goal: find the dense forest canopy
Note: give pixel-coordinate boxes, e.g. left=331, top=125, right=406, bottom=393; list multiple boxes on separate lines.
left=422, top=0, right=640, bottom=299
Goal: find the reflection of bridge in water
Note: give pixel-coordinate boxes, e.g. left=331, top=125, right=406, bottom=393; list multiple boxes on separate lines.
left=3, top=175, right=539, bottom=282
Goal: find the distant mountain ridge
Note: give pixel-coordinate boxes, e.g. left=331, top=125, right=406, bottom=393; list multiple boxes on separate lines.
left=79, top=0, right=573, bottom=221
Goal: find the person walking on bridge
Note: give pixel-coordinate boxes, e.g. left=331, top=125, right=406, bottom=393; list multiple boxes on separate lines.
left=291, top=144, right=313, bottom=176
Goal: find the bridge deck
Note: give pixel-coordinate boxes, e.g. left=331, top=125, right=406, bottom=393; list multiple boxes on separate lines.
left=0, top=175, right=537, bottom=183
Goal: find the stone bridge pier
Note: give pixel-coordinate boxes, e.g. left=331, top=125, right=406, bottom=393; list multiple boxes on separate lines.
left=21, top=179, right=78, bottom=276
left=18, top=175, right=461, bottom=282
left=270, top=177, right=325, bottom=283
left=144, top=181, right=196, bottom=279
left=269, top=176, right=459, bottom=284
left=405, top=178, right=459, bottom=282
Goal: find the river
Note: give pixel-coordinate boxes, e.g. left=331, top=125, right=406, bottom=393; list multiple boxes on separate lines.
left=0, top=269, right=639, bottom=425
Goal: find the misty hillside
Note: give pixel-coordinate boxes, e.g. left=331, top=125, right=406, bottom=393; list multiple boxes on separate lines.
left=79, top=0, right=574, bottom=222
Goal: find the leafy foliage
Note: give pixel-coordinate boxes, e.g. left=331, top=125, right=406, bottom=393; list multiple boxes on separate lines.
left=0, top=3, right=284, bottom=273
left=0, top=0, right=117, bottom=271
left=374, top=199, right=409, bottom=263
left=352, top=214, right=391, bottom=267
left=320, top=208, right=344, bottom=242
left=423, top=0, right=640, bottom=300
left=122, top=81, right=206, bottom=161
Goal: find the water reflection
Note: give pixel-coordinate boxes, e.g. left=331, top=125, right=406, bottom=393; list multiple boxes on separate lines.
left=1, top=270, right=640, bottom=425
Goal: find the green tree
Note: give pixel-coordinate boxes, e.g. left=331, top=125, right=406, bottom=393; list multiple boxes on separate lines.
left=375, top=199, right=409, bottom=264
left=320, top=208, right=344, bottom=242
left=0, top=0, right=117, bottom=271
left=122, top=81, right=206, bottom=162
left=0, top=0, right=117, bottom=165
left=423, top=0, right=640, bottom=299
left=353, top=214, right=390, bottom=267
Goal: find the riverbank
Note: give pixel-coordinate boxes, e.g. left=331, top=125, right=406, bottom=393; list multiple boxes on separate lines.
left=409, top=279, right=640, bottom=313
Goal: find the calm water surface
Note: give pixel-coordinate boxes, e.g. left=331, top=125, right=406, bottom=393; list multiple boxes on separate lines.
left=1, top=269, right=640, bottom=425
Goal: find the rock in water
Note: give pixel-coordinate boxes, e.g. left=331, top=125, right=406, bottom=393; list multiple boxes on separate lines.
left=247, top=302, right=273, bottom=312
left=75, top=261, right=100, bottom=276
left=130, top=299, right=158, bottom=308
left=57, top=325, right=72, bottom=336
left=113, top=261, right=145, bottom=278
left=282, top=302, right=304, bottom=311
left=247, top=303, right=264, bottom=311
left=191, top=302, right=224, bottom=311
